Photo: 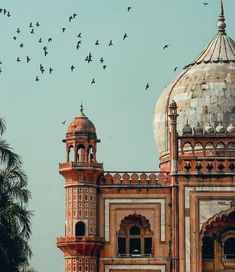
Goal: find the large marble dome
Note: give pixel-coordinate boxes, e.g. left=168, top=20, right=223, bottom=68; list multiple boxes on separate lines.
left=153, top=2, right=235, bottom=156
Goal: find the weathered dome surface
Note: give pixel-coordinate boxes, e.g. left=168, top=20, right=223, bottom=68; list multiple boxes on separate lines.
left=153, top=2, right=235, bottom=156
left=67, top=106, right=96, bottom=135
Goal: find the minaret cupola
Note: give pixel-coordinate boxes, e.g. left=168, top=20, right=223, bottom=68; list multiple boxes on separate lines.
left=64, top=105, right=100, bottom=163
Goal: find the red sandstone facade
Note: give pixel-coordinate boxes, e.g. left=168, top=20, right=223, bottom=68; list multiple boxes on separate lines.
left=57, top=2, right=235, bottom=271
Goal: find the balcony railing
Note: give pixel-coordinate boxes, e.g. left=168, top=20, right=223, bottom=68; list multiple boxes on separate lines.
left=59, top=161, right=103, bottom=170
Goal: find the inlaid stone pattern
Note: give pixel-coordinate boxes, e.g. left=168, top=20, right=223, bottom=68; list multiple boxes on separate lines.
left=66, top=258, right=97, bottom=272
left=66, top=186, right=97, bottom=236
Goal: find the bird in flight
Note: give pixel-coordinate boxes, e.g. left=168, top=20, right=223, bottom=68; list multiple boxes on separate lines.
left=13, top=36, right=17, bottom=40
left=7, top=11, right=10, bottom=17
left=39, top=38, right=42, bottom=43
left=20, top=43, right=24, bottom=48
left=26, top=56, right=31, bottom=63
left=127, top=7, right=131, bottom=12
left=30, top=28, right=34, bottom=34
left=0, top=68, right=2, bottom=74
left=49, top=67, right=53, bottom=74
left=36, top=22, right=40, bottom=27
left=62, top=27, right=66, bottom=33
left=174, top=67, right=178, bottom=72
left=85, top=52, right=92, bottom=63
left=163, top=44, right=169, bottom=49
left=40, top=64, right=45, bottom=74
left=48, top=38, right=52, bottom=42
left=35, top=76, right=39, bottom=82
left=29, top=22, right=33, bottom=27
left=16, top=57, right=21, bottom=62
left=61, top=120, right=66, bottom=125
left=91, top=78, right=95, bottom=84
left=76, top=42, right=80, bottom=50
left=123, top=33, right=128, bottom=40
left=73, top=13, right=77, bottom=18
left=203, top=2, right=209, bottom=5
left=145, top=83, right=150, bottom=90
left=95, top=40, right=99, bottom=46
left=77, top=33, right=82, bottom=38
left=71, top=65, right=75, bottom=71
left=108, top=40, right=113, bottom=46
left=100, top=57, right=104, bottom=63
left=43, top=47, right=48, bottom=56
left=16, top=28, right=20, bottom=34
left=69, top=16, right=73, bottom=22
left=103, top=65, right=107, bottom=70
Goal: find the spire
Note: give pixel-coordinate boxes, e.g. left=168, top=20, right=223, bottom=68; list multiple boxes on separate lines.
left=79, top=102, right=86, bottom=117
left=217, top=0, right=226, bottom=34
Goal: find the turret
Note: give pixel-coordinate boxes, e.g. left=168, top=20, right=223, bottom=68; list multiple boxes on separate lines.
left=57, top=105, right=104, bottom=272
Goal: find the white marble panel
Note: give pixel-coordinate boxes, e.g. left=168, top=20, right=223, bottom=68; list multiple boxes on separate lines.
left=105, top=264, right=165, bottom=272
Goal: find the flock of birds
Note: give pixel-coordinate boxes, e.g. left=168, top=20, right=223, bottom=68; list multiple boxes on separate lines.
left=0, top=2, right=210, bottom=93
left=0, top=6, right=133, bottom=87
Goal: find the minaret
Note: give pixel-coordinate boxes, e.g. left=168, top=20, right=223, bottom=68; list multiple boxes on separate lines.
left=168, top=100, right=179, bottom=272
left=57, top=105, right=104, bottom=272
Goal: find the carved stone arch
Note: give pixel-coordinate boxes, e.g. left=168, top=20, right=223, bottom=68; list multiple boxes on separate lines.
left=120, top=213, right=152, bottom=233
left=200, top=200, right=235, bottom=238
left=200, top=201, right=235, bottom=270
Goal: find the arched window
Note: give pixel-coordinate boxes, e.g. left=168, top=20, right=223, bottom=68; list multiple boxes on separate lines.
left=205, top=143, right=215, bottom=157
left=194, top=143, right=203, bottom=156
left=67, top=145, right=74, bottom=162
left=224, top=238, right=235, bottom=259
left=216, top=142, right=225, bottom=156
left=183, top=143, right=193, bottom=155
left=88, top=145, right=94, bottom=162
left=202, top=236, right=214, bottom=259
left=117, top=214, right=153, bottom=257
left=228, top=143, right=235, bottom=156
left=75, top=221, right=85, bottom=236
left=77, top=144, right=85, bottom=162
left=130, top=225, right=140, bottom=235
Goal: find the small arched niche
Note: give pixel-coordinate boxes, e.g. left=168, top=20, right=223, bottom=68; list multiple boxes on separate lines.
left=67, top=145, right=74, bottom=162
left=228, top=142, right=235, bottom=156
left=129, top=225, right=141, bottom=235
left=194, top=142, right=203, bottom=156
left=77, top=144, right=85, bottom=162
left=205, top=143, right=215, bottom=157
left=75, top=221, right=85, bottom=236
left=183, top=143, right=193, bottom=155
left=216, top=142, right=225, bottom=156
left=88, top=145, right=95, bottom=162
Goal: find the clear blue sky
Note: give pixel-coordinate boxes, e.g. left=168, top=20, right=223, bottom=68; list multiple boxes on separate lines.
left=0, top=0, right=234, bottom=271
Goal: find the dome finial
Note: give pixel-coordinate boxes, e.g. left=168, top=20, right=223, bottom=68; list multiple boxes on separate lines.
left=217, top=0, right=226, bottom=34
left=79, top=101, right=86, bottom=117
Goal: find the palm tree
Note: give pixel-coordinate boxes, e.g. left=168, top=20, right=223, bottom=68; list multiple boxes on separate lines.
left=0, top=118, right=22, bottom=168
left=0, top=118, right=32, bottom=271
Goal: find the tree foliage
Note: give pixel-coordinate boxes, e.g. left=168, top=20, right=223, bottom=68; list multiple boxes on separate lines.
left=0, top=118, right=32, bottom=271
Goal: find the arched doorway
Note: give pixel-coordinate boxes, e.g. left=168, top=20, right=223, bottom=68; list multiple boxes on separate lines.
left=200, top=201, right=235, bottom=271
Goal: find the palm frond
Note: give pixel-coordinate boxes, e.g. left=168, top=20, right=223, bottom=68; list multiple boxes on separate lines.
left=0, top=118, right=6, bottom=135
left=0, top=139, right=22, bottom=167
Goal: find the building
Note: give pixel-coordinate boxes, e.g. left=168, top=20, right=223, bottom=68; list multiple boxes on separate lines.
left=57, top=1, right=235, bottom=271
